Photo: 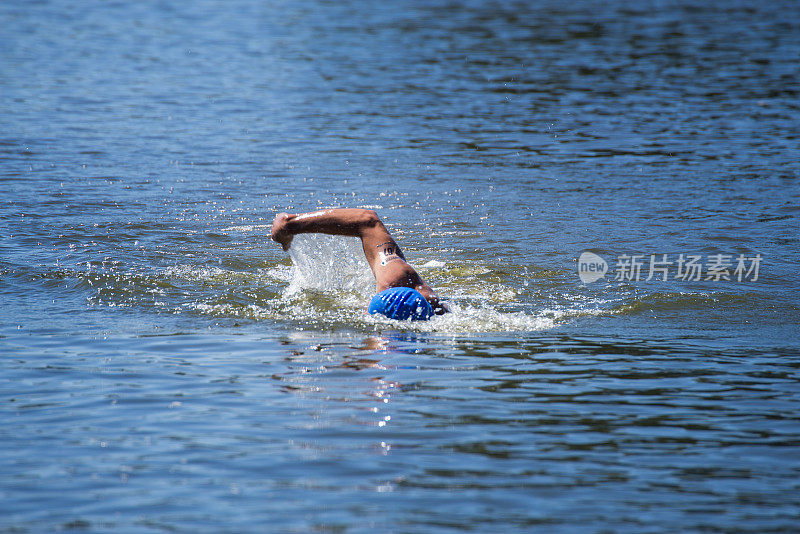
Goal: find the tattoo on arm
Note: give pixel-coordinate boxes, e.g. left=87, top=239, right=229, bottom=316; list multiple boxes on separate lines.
left=376, top=240, right=405, bottom=265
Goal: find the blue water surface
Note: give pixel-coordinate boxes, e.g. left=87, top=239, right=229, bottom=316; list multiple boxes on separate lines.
left=2, top=0, right=800, bottom=532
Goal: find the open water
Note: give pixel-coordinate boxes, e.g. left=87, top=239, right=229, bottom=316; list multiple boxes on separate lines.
left=2, top=0, right=800, bottom=532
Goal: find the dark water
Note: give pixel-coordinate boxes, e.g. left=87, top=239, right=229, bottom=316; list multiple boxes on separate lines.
left=2, top=0, right=800, bottom=532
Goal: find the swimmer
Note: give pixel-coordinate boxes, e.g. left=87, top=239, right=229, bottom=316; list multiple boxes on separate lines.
left=270, top=209, right=448, bottom=320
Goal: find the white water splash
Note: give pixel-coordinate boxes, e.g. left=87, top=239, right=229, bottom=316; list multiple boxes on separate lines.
left=89, top=237, right=608, bottom=332
left=286, top=234, right=375, bottom=296
left=274, top=234, right=573, bottom=332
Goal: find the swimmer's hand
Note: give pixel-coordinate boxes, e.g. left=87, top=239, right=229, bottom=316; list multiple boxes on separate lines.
left=417, top=286, right=450, bottom=315
left=270, top=212, right=294, bottom=251
left=433, top=300, right=450, bottom=315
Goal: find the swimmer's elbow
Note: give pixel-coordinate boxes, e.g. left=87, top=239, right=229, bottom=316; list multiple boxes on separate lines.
left=356, top=209, right=381, bottom=227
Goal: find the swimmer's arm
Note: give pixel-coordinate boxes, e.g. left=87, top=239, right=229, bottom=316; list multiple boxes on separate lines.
left=271, top=209, right=384, bottom=250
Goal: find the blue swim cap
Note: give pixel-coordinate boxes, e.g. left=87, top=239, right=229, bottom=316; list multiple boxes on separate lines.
left=368, top=287, right=434, bottom=321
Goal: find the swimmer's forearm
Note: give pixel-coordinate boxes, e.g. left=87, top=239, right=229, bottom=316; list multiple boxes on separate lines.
left=282, top=209, right=382, bottom=237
